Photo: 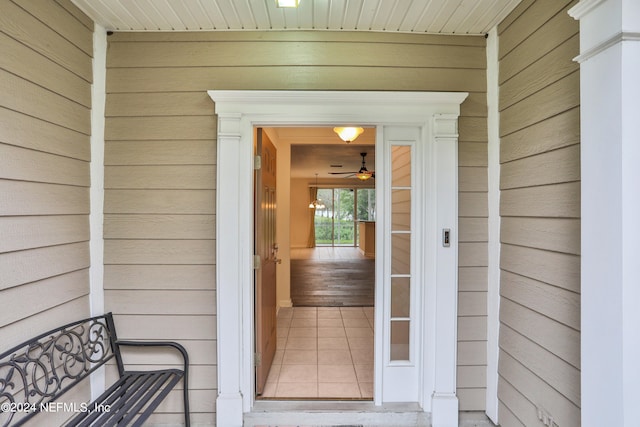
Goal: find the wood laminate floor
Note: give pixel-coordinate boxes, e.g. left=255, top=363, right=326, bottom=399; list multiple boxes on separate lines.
left=290, top=247, right=374, bottom=307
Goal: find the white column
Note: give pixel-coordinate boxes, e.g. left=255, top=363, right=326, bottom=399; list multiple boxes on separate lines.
left=430, top=114, right=459, bottom=427
left=484, top=25, right=501, bottom=425
left=569, top=1, right=640, bottom=426
left=215, top=113, right=245, bottom=427
left=89, top=24, right=107, bottom=400
left=89, top=25, right=107, bottom=318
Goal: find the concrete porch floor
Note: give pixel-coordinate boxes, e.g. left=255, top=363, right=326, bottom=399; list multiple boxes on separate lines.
left=244, top=401, right=497, bottom=426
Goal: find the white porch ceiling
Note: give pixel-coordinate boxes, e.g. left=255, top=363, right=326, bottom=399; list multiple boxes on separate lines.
left=70, top=0, right=521, bottom=35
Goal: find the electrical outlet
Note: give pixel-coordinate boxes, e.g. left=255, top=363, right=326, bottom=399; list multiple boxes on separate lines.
left=536, top=405, right=557, bottom=427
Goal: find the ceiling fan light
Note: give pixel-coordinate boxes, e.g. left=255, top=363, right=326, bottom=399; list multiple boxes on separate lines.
left=334, top=127, right=364, bottom=143
left=355, top=171, right=372, bottom=181
left=276, top=0, right=300, bottom=7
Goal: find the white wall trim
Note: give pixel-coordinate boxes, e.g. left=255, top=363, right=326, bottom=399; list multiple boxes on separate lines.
left=89, top=24, right=107, bottom=399
left=573, top=31, right=640, bottom=63
left=568, top=0, right=606, bottom=20
left=484, top=25, right=501, bottom=425
left=208, top=90, right=467, bottom=427
left=431, top=114, right=460, bottom=427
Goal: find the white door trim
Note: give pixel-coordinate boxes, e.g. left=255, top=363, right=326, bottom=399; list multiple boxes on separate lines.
left=208, top=90, right=467, bottom=427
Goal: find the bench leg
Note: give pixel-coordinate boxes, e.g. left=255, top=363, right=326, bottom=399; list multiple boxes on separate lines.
left=184, top=381, right=190, bottom=427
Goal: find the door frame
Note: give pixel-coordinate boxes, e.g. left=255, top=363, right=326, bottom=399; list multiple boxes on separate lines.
left=208, top=90, right=467, bottom=427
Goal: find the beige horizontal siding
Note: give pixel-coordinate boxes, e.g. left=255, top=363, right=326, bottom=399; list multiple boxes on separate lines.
left=107, top=66, right=486, bottom=93
left=0, top=242, right=90, bottom=290
left=497, top=1, right=580, bottom=426
left=0, top=215, right=89, bottom=253
left=106, top=30, right=487, bottom=45
left=105, top=165, right=216, bottom=189
left=500, top=217, right=580, bottom=255
left=0, top=1, right=92, bottom=394
left=501, top=107, right=580, bottom=163
left=0, top=0, right=92, bottom=81
left=498, top=2, right=577, bottom=84
left=500, top=71, right=580, bottom=137
left=497, top=0, right=572, bottom=61
left=105, top=140, right=216, bottom=165
left=0, top=68, right=90, bottom=134
left=500, top=145, right=580, bottom=190
left=500, top=34, right=579, bottom=111
left=12, top=0, right=93, bottom=56
left=459, top=267, right=488, bottom=292
left=104, top=189, right=215, bottom=214
left=458, top=107, right=488, bottom=414
left=104, top=265, right=216, bottom=290
left=104, top=240, right=215, bottom=265
left=108, top=41, right=486, bottom=69
left=0, top=144, right=89, bottom=186
left=0, top=107, right=90, bottom=160
left=0, top=181, right=89, bottom=216
left=0, top=31, right=91, bottom=107
left=104, top=214, right=215, bottom=239
left=104, top=29, right=488, bottom=417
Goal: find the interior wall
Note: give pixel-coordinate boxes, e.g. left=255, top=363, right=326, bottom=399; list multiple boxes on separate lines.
left=104, top=29, right=488, bottom=416
left=290, top=178, right=313, bottom=249
left=0, top=0, right=94, bottom=421
left=497, top=1, right=581, bottom=426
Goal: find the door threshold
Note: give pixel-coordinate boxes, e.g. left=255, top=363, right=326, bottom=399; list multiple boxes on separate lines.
left=245, top=403, right=496, bottom=427
left=245, top=401, right=426, bottom=427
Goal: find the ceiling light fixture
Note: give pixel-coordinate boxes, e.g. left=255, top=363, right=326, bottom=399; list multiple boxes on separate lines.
left=308, top=174, right=325, bottom=209
left=333, top=127, right=364, bottom=143
left=276, top=0, right=300, bottom=7
left=355, top=170, right=373, bottom=181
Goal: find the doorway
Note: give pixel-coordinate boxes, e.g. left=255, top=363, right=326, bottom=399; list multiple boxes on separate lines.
left=209, top=90, right=465, bottom=427
left=257, top=130, right=377, bottom=400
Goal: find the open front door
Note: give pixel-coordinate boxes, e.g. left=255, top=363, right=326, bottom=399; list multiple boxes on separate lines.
left=254, top=128, right=278, bottom=395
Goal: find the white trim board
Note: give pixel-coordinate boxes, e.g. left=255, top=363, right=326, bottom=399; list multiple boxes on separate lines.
left=208, top=90, right=467, bottom=427
left=89, top=23, right=107, bottom=401
left=485, top=25, right=501, bottom=425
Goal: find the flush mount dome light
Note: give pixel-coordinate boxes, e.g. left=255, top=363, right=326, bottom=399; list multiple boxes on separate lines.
left=333, top=127, right=364, bottom=143
left=276, top=0, right=300, bottom=7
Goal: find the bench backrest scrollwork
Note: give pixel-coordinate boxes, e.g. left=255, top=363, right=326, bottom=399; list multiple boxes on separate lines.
left=0, top=314, right=117, bottom=427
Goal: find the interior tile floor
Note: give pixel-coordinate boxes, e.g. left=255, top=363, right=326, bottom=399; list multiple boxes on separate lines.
left=260, top=306, right=375, bottom=399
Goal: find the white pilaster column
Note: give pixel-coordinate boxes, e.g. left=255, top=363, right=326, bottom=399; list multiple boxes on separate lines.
left=484, top=26, right=501, bottom=425
left=569, top=1, right=640, bottom=426
left=89, top=23, right=107, bottom=401
left=214, top=113, right=245, bottom=427
left=431, top=114, right=459, bottom=427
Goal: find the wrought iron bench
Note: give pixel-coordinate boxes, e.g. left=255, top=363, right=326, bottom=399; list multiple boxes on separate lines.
left=0, top=312, right=190, bottom=427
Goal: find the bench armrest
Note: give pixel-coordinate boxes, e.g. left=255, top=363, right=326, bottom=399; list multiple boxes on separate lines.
left=114, top=340, right=191, bottom=426
left=115, top=340, right=189, bottom=374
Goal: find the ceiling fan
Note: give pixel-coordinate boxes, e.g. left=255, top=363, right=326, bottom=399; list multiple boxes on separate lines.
left=329, top=152, right=375, bottom=181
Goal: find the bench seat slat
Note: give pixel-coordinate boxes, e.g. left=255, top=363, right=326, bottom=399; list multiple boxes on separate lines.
left=67, top=371, right=183, bottom=427
left=118, top=371, right=182, bottom=427
left=102, top=372, right=173, bottom=427
left=70, top=374, right=144, bottom=427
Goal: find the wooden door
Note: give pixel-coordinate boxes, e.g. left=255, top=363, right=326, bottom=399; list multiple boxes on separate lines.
left=255, top=128, right=278, bottom=395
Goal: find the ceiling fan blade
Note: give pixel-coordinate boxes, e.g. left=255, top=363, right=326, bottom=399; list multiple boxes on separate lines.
left=328, top=171, right=358, bottom=175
